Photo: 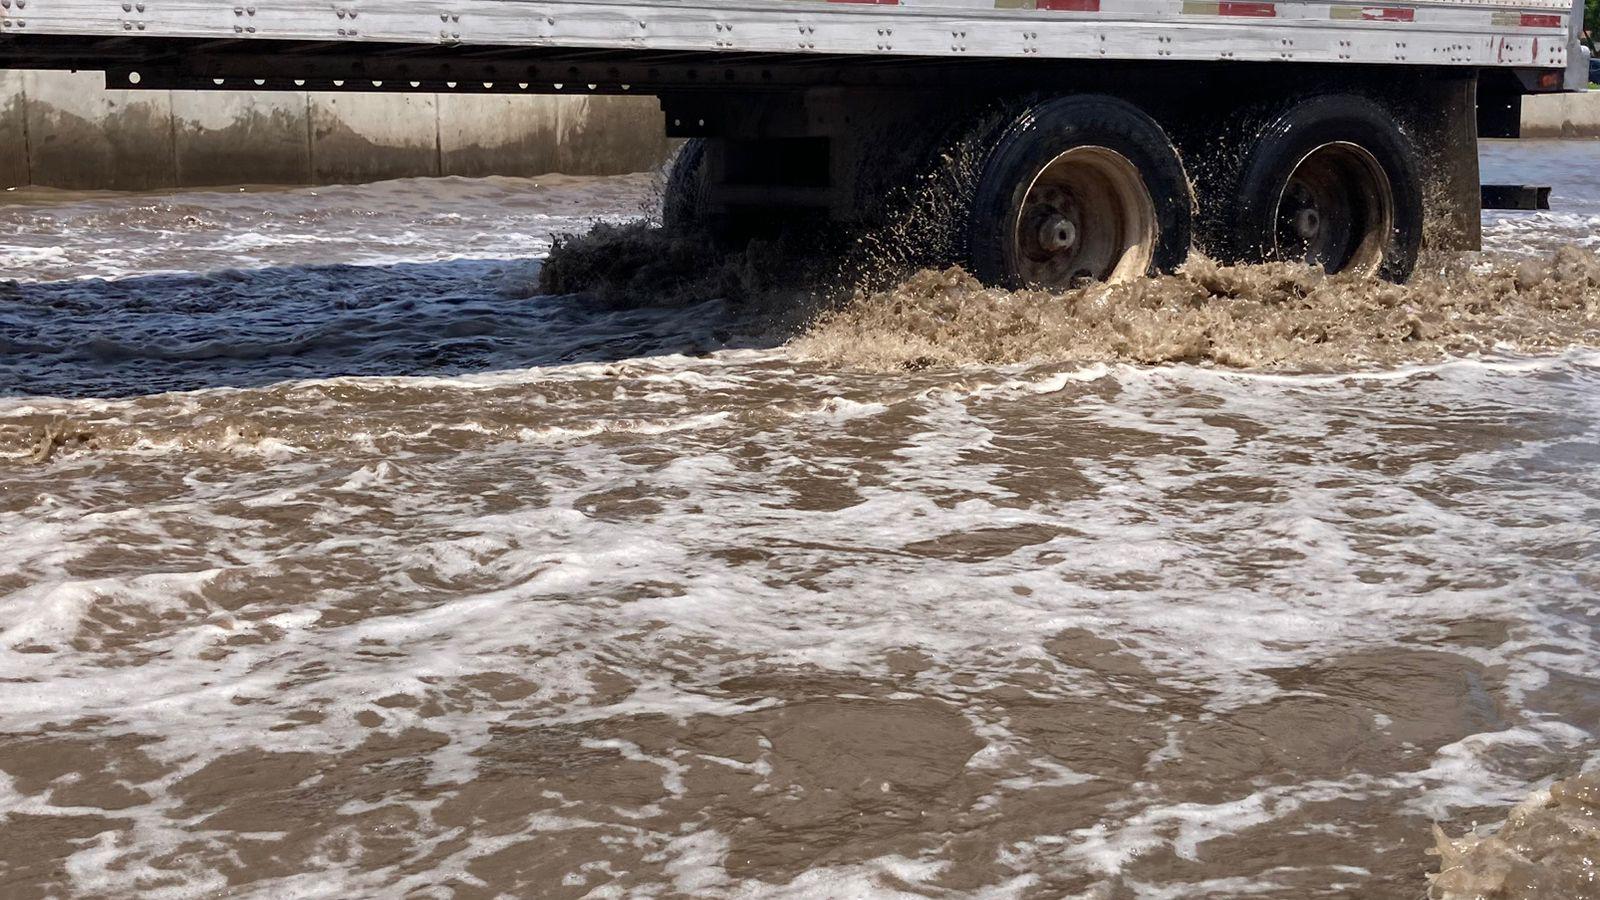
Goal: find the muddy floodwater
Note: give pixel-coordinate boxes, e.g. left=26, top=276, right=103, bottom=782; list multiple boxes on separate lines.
left=1, top=140, right=1599, bottom=898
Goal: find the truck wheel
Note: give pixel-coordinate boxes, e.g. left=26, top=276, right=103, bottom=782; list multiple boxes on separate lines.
left=967, top=95, right=1191, bottom=288
left=662, top=138, right=710, bottom=230
left=1220, top=95, right=1422, bottom=282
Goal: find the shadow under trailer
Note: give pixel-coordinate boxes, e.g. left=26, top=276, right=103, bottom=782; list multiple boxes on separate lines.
left=0, top=0, right=1590, bottom=285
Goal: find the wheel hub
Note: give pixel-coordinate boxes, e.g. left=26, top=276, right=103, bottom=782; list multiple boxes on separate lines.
left=1274, top=141, right=1392, bottom=275
left=1038, top=214, right=1079, bottom=253
left=1012, top=146, right=1157, bottom=288
left=1293, top=208, right=1321, bottom=241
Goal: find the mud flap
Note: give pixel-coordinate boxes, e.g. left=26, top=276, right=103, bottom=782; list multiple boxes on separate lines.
left=1395, top=73, right=1483, bottom=253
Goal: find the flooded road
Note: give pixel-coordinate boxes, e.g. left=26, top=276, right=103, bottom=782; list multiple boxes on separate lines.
left=1, top=140, right=1598, bottom=898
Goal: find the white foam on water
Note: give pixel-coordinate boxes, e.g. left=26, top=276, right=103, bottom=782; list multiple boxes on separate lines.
left=1406, top=723, right=1597, bottom=820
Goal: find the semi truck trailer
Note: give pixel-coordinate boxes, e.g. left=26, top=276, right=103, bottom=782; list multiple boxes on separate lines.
left=0, top=0, right=1590, bottom=285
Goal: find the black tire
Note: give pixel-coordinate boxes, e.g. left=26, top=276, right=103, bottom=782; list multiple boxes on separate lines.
left=966, top=95, right=1192, bottom=288
left=1211, top=95, right=1423, bottom=283
left=661, top=138, right=710, bottom=230
left=661, top=138, right=824, bottom=247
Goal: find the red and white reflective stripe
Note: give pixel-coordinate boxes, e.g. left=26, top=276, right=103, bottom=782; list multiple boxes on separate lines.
left=1181, top=0, right=1276, bottom=16
left=1491, top=10, right=1564, bottom=27
left=1330, top=5, right=1414, bottom=20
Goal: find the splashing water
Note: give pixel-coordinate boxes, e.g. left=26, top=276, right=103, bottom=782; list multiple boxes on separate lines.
left=1429, top=772, right=1600, bottom=899
left=794, top=250, right=1600, bottom=370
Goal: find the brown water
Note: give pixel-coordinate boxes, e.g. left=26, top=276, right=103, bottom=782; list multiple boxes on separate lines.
left=1, top=141, right=1599, bottom=899
left=794, top=249, right=1600, bottom=371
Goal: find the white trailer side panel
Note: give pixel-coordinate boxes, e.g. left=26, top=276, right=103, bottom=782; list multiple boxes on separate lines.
left=0, top=0, right=1574, bottom=69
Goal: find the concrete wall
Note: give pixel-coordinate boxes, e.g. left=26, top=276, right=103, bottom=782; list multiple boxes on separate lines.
left=1, top=70, right=672, bottom=189
left=0, top=72, right=29, bottom=189
left=1521, top=90, right=1600, bottom=138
